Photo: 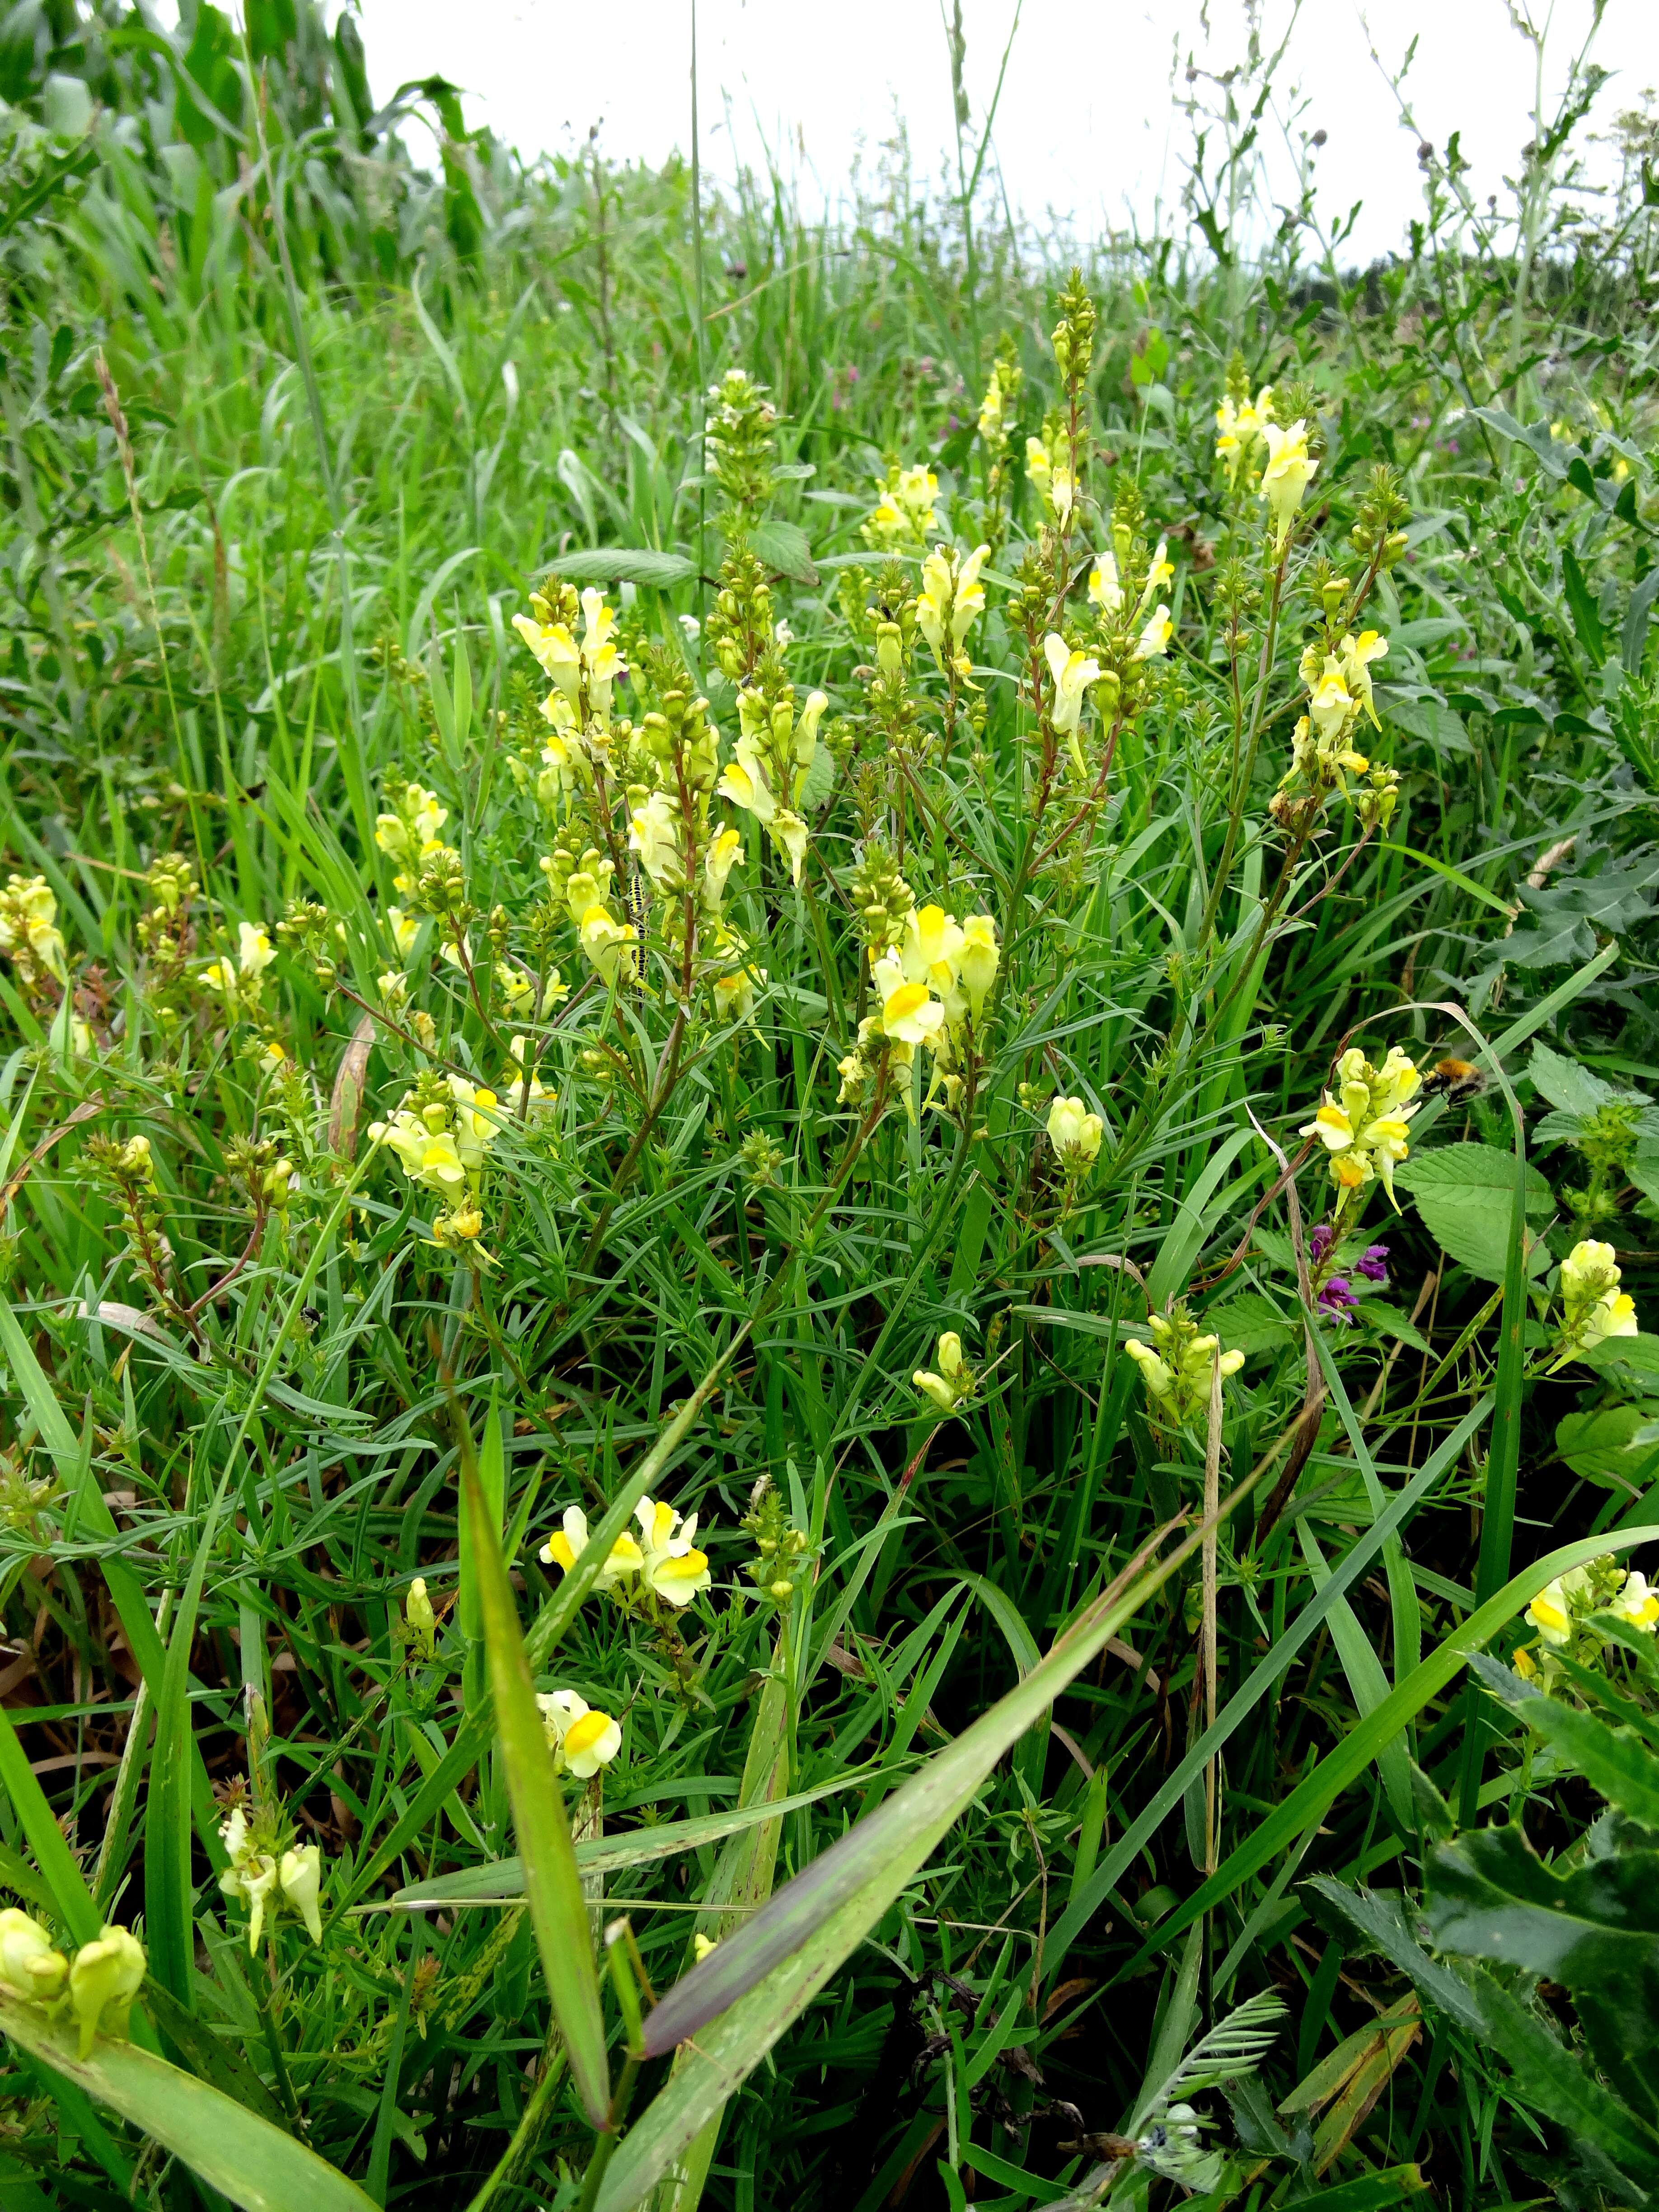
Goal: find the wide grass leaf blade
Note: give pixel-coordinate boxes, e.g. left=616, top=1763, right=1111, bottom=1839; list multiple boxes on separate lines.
left=0, top=1992, right=378, bottom=2212
left=461, top=1457, right=610, bottom=2128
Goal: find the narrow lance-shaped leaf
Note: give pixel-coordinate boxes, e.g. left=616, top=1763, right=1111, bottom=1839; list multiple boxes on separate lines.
left=461, top=1453, right=610, bottom=2128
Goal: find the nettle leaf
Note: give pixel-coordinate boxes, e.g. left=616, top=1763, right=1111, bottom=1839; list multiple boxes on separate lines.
left=1393, top=1144, right=1552, bottom=1284
left=1206, top=1290, right=1297, bottom=1357
left=749, top=518, right=818, bottom=585
left=547, top=546, right=696, bottom=588
left=1584, top=1334, right=1659, bottom=1390
left=1557, top=1403, right=1659, bottom=1489
left=1528, top=1041, right=1649, bottom=1117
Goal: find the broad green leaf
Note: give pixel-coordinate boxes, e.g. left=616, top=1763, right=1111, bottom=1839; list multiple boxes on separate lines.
left=1424, top=1824, right=1659, bottom=1984
left=1393, top=1143, right=1551, bottom=1283
left=1205, top=1290, right=1296, bottom=1356
left=748, top=517, right=817, bottom=585
left=0, top=1992, right=377, bottom=2212
left=1557, top=1402, right=1659, bottom=1488
left=461, top=1456, right=610, bottom=2128
left=1528, top=1040, right=1646, bottom=1117
left=547, top=547, right=696, bottom=588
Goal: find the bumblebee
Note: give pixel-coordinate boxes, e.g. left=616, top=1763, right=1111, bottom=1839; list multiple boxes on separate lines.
left=1422, top=1056, right=1485, bottom=1105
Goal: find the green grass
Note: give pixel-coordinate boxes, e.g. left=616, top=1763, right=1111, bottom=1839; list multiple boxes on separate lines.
left=0, top=6, right=1656, bottom=2211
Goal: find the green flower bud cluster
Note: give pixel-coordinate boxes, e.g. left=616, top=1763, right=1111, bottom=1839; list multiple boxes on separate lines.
left=705, top=547, right=776, bottom=685
left=1349, top=464, right=1411, bottom=571
left=848, top=839, right=916, bottom=960
left=740, top=1477, right=812, bottom=1608
left=1050, top=267, right=1097, bottom=388
left=704, top=368, right=778, bottom=529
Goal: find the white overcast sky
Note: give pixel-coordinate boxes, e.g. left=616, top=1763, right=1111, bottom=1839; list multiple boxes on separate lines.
left=339, top=2, right=1658, bottom=266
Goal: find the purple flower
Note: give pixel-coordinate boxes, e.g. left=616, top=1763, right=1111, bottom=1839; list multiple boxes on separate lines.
left=1356, top=1243, right=1390, bottom=1285
left=1317, top=1276, right=1358, bottom=1325
left=1309, top=1223, right=1335, bottom=1266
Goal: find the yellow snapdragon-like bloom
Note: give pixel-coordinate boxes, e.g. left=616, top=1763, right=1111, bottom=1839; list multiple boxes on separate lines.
left=516, top=587, right=625, bottom=728
left=537, top=1689, right=623, bottom=1778
left=0, top=873, right=68, bottom=986
left=0, top=1909, right=68, bottom=2004
left=914, top=1328, right=974, bottom=1413
left=1088, top=547, right=1122, bottom=615
left=237, top=921, right=276, bottom=976
left=917, top=543, right=991, bottom=676
left=1525, top=1575, right=1576, bottom=1647
left=635, top=1495, right=713, bottom=1607
left=1133, top=605, right=1173, bottom=661
left=1025, top=434, right=1053, bottom=512
left=861, top=463, right=941, bottom=549
left=1215, top=384, right=1274, bottom=487
left=1260, top=419, right=1318, bottom=544
left=1341, top=631, right=1388, bottom=728
left=956, top=914, right=999, bottom=1022
left=1612, top=1570, right=1659, bottom=1631
left=871, top=952, right=944, bottom=1050
left=1047, top=1094, right=1103, bottom=1169
left=67, top=1924, right=146, bottom=2058
left=579, top=903, right=640, bottom=987
left=540, top=1504, right=644, bottom=1587
left=1300, top=1045, right=1421, bottom=1204
left=628, top=788, right=685, bottom=894
left=1043, top=635, right=1103, bottom=772
left=1125, top=1308, right=1245, bottom=1420
left=1555, top=1239, right=1639, bottom=1366
left=405, top=1576, right=436, bottom=1660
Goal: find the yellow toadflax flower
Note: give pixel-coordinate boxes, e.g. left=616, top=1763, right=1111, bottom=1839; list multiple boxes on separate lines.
left=539, top=1504, right=644, bottom=1588
left=67, top=1924, right=146, bottom=2058
left=913, top=1328, right=974, bottom=1413
left=1043, top=634, right=1103, bottom=774
left=917, top=543, right=991, bottom=677
left=0, top=1909, right=68, bottom=2004
left=1047, top=1095, right=1103, bottom=1170
left=1300, top=1045, right=1420, bottom=1205
left=1554, top=1239, right=1639, bottom=1367
left=635, top=1496, right=714, bottom=1607
left=538, top=1688, right=623, bottom=1777
left=1215, top=384, right=1274, bottom=488
left=0, top=874, right=68, bottom=987
left=1259, top=419, right=1318, bottom=545
left=1088, top=546, right=1123, bottom=614
left=1125, top=1308, right=1245, bottom=1420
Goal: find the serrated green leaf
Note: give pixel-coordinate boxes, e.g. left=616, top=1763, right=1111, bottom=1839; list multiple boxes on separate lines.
left=1425, top=1824, right=1659, bottom=1983
left=1394, top=1143, right=1551, bottom=1283
left=749, top=518, right=818, bottom=585
left=548, top=547, right=696, bottom=588
left=1557, top=1402, right=1659, bottom=1488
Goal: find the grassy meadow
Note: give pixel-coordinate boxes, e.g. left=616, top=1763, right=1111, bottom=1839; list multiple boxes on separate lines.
left=0, top=5, right=1658, bottom=2209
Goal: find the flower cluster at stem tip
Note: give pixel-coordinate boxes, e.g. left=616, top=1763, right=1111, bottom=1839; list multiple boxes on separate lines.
left=1302, top=1045, right=1422, bottom=1208
left=1551, top=1237, right=1640, bottom=1368
left=218, top=1805, right=325, bottom=1955
left=1125, top=1305, right=1245, bottom=1422
left=539, top=1495, right=713, bottom=1609
left=1519, top=1552, right=1659, bottom=1692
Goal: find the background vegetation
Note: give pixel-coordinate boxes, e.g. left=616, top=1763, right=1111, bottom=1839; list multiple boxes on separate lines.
left=0, top=4, right=1657, bottom=2209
